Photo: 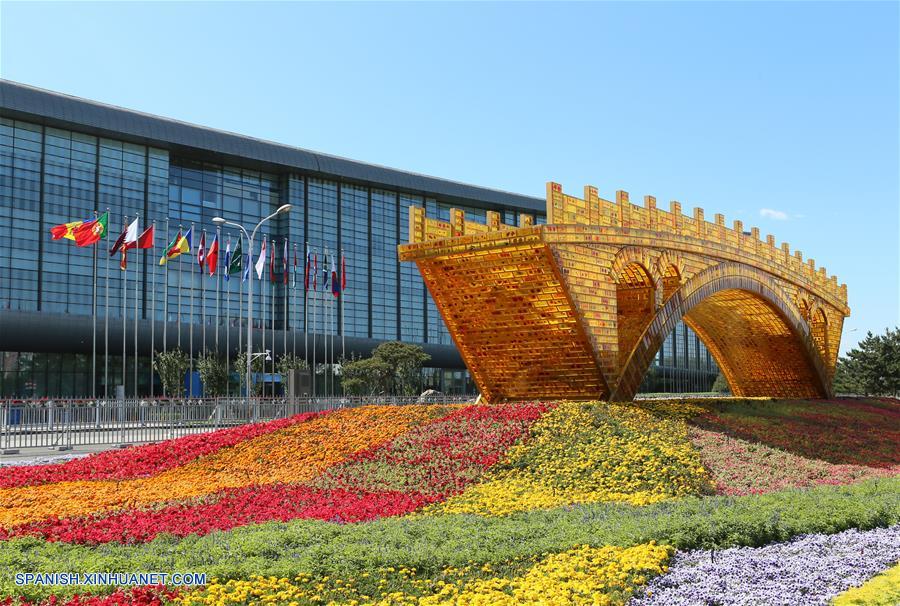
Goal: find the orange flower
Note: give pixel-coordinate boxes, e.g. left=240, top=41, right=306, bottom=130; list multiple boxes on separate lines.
left=0, top=405, right=447, bottom=528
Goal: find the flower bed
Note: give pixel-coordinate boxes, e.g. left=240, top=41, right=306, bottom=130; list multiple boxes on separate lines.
left=431, top=401, right=710, bottom=515
left=177, top=542, right=672, bottom=606
left=692, top=398, right=900, bottom=468
left=0, top=413, right=320, bottom=489
left=2, top=398, right=899, bottom=606
left=1, top=586, right=178, bottom=606
left=0, top=405, right=444, bottom=529
left=832, top=561, right=900, bottom=606
left=630, top=525, right=900, bottom=606
left=0, top=403, right=544, bottom=544
left=688, top=426, right=896, bottom=496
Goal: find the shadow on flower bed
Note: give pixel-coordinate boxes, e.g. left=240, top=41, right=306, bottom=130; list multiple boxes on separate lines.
left=689, top=398, right=900, bottom=468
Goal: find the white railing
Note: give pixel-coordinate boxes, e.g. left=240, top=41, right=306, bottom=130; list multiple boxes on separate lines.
left=0, top=395, right=472, bottom=452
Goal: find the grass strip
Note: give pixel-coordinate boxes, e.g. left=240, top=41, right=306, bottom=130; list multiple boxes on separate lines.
left=2, top=476, right=897, bottom=602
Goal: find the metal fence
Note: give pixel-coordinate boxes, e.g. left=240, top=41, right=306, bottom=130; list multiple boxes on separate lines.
left=0, top=395, right=472, bottom=452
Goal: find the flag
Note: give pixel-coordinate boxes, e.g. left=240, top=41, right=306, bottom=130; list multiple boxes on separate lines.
left=292, top=245, right=298, bottom=288
left=305, top=245, right=312, bottom=291
left=283, top=240, right=289, bottom=286
left=160, top=227, right=192, bottom=265
left=136, top=225, right=154, bottom=249
left=313, top=252, right=318, bottom=291
left=341, top=253, right=347, bottom=291
left=255, top=237, right=267, bottom=279
left=269, top=241, right=276, bottom=283
left=322, top=251, right=329, bottom=291
left=229, top=237, right=243, bottom=278
left=207, top=234, right=219, bottom=276
left=117, top=218, right=138, bottom=271
left=110, top=223, right=128, bottom=256
left=223, top=239, right=232, bottom=282
left=50, top=217, right=92, bottom=241
left=331, top=256, right=339, bottom=297
left=122, top=219, right=140, bottom=250
left=242, top=253, right=250, bottom=283
left=197, top=231, right=206, bottom=269
left=71, top=212, right=108, bottom=247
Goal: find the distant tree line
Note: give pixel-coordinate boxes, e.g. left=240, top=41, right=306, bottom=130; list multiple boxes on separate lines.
left=833, top=327, right=899, bottom=396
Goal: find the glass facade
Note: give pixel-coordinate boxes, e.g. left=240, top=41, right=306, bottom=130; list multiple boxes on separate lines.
left=1, top=114, right=717, bottom=398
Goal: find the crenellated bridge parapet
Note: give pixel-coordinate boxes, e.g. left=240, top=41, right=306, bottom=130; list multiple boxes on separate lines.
left=399, top=181, right=850, bottom=403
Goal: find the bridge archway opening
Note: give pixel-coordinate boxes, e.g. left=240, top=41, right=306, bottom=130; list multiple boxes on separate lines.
left=613, top=266, right=831, bottom=401
left=615, top=262, right=656, bottom=370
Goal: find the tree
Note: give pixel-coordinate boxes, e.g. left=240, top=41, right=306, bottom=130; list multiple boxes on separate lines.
left=234, top=351, right=266, bottom=396
left=370, top=342, right=431, bottom=396
left=711, top=373, right=730, bottom=394
left=276, top=353, right=308, bottom=376
left=836, top=327, right=900, bottom=396
left=341, top=356, right=393, bottom=396
left=196, top=353, right=228, bottom=397
left=153, top=349, right=189, bottom=398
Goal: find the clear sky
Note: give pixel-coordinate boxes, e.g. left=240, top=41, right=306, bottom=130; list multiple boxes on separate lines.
left=2, top=1, right=897, bottom=353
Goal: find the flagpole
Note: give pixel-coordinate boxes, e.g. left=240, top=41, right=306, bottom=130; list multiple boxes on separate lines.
left=92, top=210, right=98, bottom=401
left=150, top=219, right=156, bottom=398
left=122, top=214, right=128, bottom=400
left=134, top=213, right=139, bottom=399
left=215, top=226, right=221, bottom=355
left=238, top=244, right=243, bottom=360
left=177, top=224, right=182, bottom=352
left=201, top=228, right=207, bottom=357
left=104, top=208, right=111, bottom=401
left=271, top=276, right=275, bottom=397
left=331, top=292, right=335, bottom=398
left=341, top=248, right=345, bottom=361
left=304, top=241, right=309, bottom=387
left=189, top=223, right=195, bottom=397
left=292, top=243, right=297, bottom=361
left=225, top=235, right=231, bottom=397
left=261, top=236, right=266, bottom=398
left=283, top=241, right=288, bottom=369
left=312, top=247, right=317, bottom=397
left=163, top=219, right=169, bottom=363
left=322, top=248, right=330, bottom=398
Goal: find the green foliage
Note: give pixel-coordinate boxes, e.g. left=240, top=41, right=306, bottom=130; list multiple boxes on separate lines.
left=276, top=354, right=308, bottom=377
left=339, top=342, right=431, bottom=396
left=835, top=327, right=900, bottom=396
left=234, top=351, right=266, bottom=396
left=341, top=355, right=393, bottom=396
left=711, top=373, right=730, bottom=394
left=371, top=341, right=431, bottom=396
left=2, top=477, right=897, bottom=602
left=196, top=353, right=228, bottom=397
left=152, top=349, right=188, bottom=397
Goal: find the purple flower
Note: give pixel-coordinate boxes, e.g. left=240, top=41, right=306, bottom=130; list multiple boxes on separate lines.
left=631, top=525, right=900, bottom=606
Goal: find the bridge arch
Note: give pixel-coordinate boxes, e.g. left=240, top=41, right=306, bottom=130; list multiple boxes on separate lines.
left=613, top=258, right=657, bottom=370
left=656, top=251, right=684, bottom=303
left=611, top=262, right=831, bottom=401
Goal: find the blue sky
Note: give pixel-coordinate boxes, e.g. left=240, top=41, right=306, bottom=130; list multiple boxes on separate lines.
left=2, top=1, right=897, bottom=353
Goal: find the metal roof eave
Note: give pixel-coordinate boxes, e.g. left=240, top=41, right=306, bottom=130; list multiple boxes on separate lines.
left=0, top=80, right=546, bottom=213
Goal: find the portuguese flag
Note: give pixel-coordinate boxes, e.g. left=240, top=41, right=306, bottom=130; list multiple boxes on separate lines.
left=72, top=212, right=108, bottom=246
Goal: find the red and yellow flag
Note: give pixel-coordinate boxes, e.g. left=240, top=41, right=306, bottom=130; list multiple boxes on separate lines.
left=50, top=218, right=90, bottom=241
left=50, top=213, right=108, bottom=247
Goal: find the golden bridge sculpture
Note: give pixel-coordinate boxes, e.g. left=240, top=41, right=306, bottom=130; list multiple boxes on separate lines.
left=398, top=182, right=850, bottom=403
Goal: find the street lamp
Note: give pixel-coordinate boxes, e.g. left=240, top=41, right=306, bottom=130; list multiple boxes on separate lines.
left=213, top=204, right=291, bottom=399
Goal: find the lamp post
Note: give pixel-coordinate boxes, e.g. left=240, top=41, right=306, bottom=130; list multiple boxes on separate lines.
left=213, top=204, right=291, bottom=400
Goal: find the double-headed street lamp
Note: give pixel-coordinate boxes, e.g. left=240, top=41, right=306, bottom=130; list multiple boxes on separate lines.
left=213, top=204, right=291, bottom=398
